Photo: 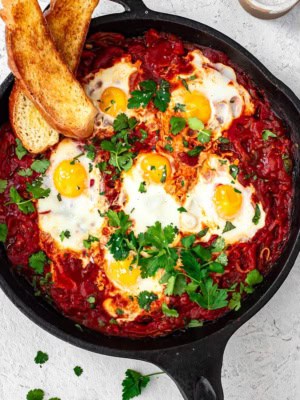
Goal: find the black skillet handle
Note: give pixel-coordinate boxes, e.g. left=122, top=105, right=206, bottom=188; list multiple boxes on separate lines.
left=109, top=0, right=150, bottom=14
left=148, top=334, right=229, bottom=400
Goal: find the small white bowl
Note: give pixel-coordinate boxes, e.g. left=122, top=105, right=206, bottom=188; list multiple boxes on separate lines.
left=239, top=0, right=300, bottom=19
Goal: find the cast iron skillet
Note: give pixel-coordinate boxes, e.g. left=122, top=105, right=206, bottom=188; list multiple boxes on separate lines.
left=1, top=1, right=300, bottom=399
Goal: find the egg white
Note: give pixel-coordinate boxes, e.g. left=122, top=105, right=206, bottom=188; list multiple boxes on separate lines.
left=180, top=155, right=266, bottom=244
left=38, top=139, right=107, bottom=251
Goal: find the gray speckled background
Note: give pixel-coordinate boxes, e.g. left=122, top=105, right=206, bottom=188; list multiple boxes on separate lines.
left=1, top=1, right=300, bottom=399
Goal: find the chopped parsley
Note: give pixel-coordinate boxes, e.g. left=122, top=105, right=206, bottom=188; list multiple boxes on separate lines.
left=74, top=366, right=83, bottom=377
left=59, top=230, right=71, bottom=242
left=160, top=165, right=167, bottom=183
left=218, top=137, right=230, bottom=144
left=187, top=117, right=211, bottom=144
left=31, top=159, right=50, bottom=174
left=138, top=181, right=147, bottom=193
left=223, top=221, right=236, bottom=233
left=177, top=206, right=187, bottom=213
left=0, top=223, right=8, bottom=242
left=189, top=278, right=228, bottom=310
left=84, top=144, right=96, bottom=161
left=170, top=116, right=186, bottom=135
left=164, top=143, right=173, bottom=153
left=128, top=79, right=171, bottom=112
left=7, top=186, right=35, bottom=214
left=282, top=153, right=292, bottom=173
left=188, top=319, right=203, bottom=328
left=173, top=103, right=186, bottom=112
left=57, top=193, right=62, bottom=202
left=122, top=369, right=164, bottom=400
left=83, top=235, right=99, bottom=249
left=106, top=210, right=132, bottom=260
left=26, top=179, right=50, bottom=199
left=29, top=251, right=48, bottom=274
left=26, top=389, right=44, bottom=400
left=198, top=227, right=209, bottom=238
left=137, top=291, right=158, bottom=310
left=15, top=138, right=27, bottom=160
left=187, top=145, right=204, bottom=157
left=252, top=204, right=261, bottom=225
left=246, top=269, right=263, bottom=286
left=140, top=129, right=148, bottom=141
left=181, top=234, right=196, bottom=248
left=18, top=168, right=33, bottom=177
left=162, top=302, right=179, bottom=317
left=262, top=129, right=277, bottom=141
left=34, top=351, right=49, bottom=365
left=0, top=179, right=7, bottom=193
left=229, top=164, right=239, bottom=179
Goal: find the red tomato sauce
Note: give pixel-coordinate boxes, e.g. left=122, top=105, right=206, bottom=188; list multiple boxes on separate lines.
left=0, top=30, right=294, bottom=338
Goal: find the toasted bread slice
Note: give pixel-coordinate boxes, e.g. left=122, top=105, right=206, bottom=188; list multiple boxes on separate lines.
left=8, top=0, right=99, bottom=153
left=0, top=0, right=97, bottom=141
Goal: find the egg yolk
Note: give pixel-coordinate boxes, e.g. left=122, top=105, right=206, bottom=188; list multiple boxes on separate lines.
left=53, top=160, right=87, bottom=198
left=106, top=257, right=140, bottom=290
left=184, top=91, right=211, bottom=124
left=99, top=87, right=127, bottom=117
left=140, top=154, right=172, bottom=184
left=213, top=184, right=242, bottom=219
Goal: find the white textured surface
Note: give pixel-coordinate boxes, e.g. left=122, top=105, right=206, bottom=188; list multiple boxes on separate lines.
left=1, top=1, right=300, bottom=399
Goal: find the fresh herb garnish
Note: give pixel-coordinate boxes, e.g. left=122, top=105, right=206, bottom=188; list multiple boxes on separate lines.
left=187, top=117, right=211, bottom=143
left=188, top=319, right=203, bottom=328
left=84, top=144, right=96, bottom=161
left=229, top=164, right=239, bottom=180
left=218, top=137, right=230, bottom=144
left=245, top=269, right=263, bottom=287
left=170, top=116, right=186, bottom=135
left=7, top=187, right=35, bottom=214
left=0, top=179, right=7, bottom=193
left=29, top=251, right=48, bottom=274
left=26, top=179, right=50, bottom=199
left=74, top=366, right=83, bottom=377
left=18, top=168, right=33, bottom=177
left=282, top=153, right=292, bottom=173
left=34, top=351, right=49, bottom=365
left=173, top=103, right=186, bottom=112
left=189, top=278, right=228, bottom=310
left=223, top=221, right=236, bottom=233
left=164, top=143, right=174, bottom=153
left=128, top=80, right=171, bottom=112
left=59, top=230, right=71, bottom=242
left=31, top=159, right=50, bottom=174
left=198, top=227, right=209, bottom=238
left=160, top=165, right=167, bottom=183
left=187, top=145, right=204, bottom=157
left=106, top=210, right=132, bottom=260
left=138, top=181, right=147, bottom=193
left=162, top=302, right=179, bottom=317
left=262, top=129, right=277, bottom=141
left=26, top=389, right=44, bottom=400
left=177, top=206, right=187, bottom=213
left=83, top=235, right=99, bottom=249
left=252, top=204, right=261, bottom=225
left=15, top=138, right=27, bottom=160
left=0, top=223, right=8, bottom=242
left=122, top=369, right=164, bottom=400
left=137, top=291, right=158, bottom=310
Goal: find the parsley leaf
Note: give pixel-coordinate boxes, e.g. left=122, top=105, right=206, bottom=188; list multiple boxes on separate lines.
left=83, top=234, right=99, bottom=249
left=29, top=251, right=48, bottom=274
left=106, top=211, right=133, bottom=260
left=122, top=369, right=151, bottom=400
left=245, top=269, right=263, bottom=286
left=163, top=273, right=187, bottom=296
left=174, top=103, right=186, bottom=112
left=198, top=227, right=209, bottom=238
left=138, top=181, right=147, bottom=193
left=262, top=129, right=277, bottom=141
left=282, top=153, right=292, bottom=173
left=114, top=113, right=131, bottom=132
left=31, top=159, right=50, bottom=174
left=18, top=168, right=33, bottom=177
left=137, top=291, right=158, bottom=310
left=177, top=206, right=187, bottom=213
left=170, top=116, right=186, bottom=135
left=8, top=187, right=35, bottom=214
left=15, top=138, right=27, bottom=160
left=84, top=144, right=96, bottom=161
left=189, top=278, right=228, bottom=310
left=0, top=179, right=7, bottom=193
left=26, top=179, right=50, bottom=199
left=34, top=351, right=49, bottom=365
left=0, top=223, right=8, bottom=242
left=128, top=80, right=170, bottom=111
left=229, top=165, right=239, bottom=180
left=162, top=302, right=179, bottom=317
left=211, top=237, right=225, bottom=252
left=181, top=234, right=196, bottom=248
left=74, top=366, right=83, bottom=377
left=218, top=137, right=230, bottom=144
left=188, top=117, right=204, bottom=131
left=59, top=230, right=71, bottom=242
left=26, top=389, right=44, bottom=400
left=228, top=291, right=242, bottom=311
left=223, top=221, right=236, bottom=233
left=154, top=80, right=171, bottom=112
left=252, top=204, right=261, bottom=225
left=188, top=319, right=203, bottom=328
left=187, top=145, right=204, bottom=157
left=164, top=143, right=173, bottom=153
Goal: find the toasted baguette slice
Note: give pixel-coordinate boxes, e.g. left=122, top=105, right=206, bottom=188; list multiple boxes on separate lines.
left=0, top=0, right=97, bottom=140
left=8, top=0, right=99, bottom=153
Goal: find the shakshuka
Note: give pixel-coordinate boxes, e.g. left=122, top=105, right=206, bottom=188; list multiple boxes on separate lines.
left=0, top=30, right=294, bottom=337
